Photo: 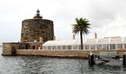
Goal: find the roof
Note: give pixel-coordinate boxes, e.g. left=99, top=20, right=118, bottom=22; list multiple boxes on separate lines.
left=97, top=38, right=109, bottom=44
left=43, top=37, right=126, bottom=46
left=85, top=39, right=96, bottom=44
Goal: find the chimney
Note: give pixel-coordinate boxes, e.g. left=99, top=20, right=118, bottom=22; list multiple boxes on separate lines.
left=73, top=35, right=75, bottom=40
left=94, top=32, right=97, bottom=39
left=39, top=37, right=43, bottom=42
left=53, top=36, right=56, bottom=40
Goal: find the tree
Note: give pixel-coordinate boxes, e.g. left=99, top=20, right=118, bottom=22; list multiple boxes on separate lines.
left=72, top=18, right=91, bottom=49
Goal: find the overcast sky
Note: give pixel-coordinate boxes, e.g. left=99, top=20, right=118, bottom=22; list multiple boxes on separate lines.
left=0, top=0, right=126, bottom=44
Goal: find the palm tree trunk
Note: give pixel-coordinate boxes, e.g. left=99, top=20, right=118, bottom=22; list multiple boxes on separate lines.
left=80, top=30, right=83, bottom=50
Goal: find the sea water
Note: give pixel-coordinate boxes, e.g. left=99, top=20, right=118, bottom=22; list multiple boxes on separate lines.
left=0, top=47, right=126, bottom=74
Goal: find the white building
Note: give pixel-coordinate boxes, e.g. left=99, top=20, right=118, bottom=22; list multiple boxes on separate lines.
left=43, top=37, right=126, bottom=50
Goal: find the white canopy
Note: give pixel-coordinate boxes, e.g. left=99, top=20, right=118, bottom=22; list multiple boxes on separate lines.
left=43, top=37, right=126, bottom=46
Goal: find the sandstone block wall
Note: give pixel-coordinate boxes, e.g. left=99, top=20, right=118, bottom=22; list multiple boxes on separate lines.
left=2, top=42, right=43, bottom=55
left=16, top=49, right=126, bottom=58
left=21, top=19, right=54, bottom=42
left=2, top=43, right=19, bottom=55
left=16, top=50, right=89, bottom=58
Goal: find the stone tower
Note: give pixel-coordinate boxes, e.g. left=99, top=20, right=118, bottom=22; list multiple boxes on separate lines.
left=21, top=9, right=54, bottom=42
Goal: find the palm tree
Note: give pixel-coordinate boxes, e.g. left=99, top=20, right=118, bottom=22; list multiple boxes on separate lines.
left=72, top=18, right=91, bottom=49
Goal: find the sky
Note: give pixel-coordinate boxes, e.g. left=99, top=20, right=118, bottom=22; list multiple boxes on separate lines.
left=0, top=0, right=126, bottom=44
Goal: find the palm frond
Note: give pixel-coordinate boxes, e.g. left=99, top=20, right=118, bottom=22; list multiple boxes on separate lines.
left=72, top=17, right=91, bottom=35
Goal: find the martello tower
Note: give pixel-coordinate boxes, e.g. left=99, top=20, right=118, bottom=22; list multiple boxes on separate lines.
left=21, top=10, right=54, bottom=42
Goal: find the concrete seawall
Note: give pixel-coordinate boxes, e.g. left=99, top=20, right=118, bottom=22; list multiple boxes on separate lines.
left=16, top=50, right=89, bottom=58
left=2, top=49, right=126, bottom=59
left=15, top=49, right=126, bottom=58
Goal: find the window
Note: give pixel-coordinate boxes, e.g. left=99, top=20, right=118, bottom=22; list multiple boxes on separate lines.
left=97, top=44, right=102, bottom=50
left=85, top=45, right=89, bottom=50
left=110, top=44, right=116, bottom=49
left=62, top=46, right=66, bottom=50
left=32, top=46, right=35, bottom=49
left=67, top=45, right=72, bottom=50
left=57, top=46, right=61, bottom=50
left=90, top=45, right=95, bottom=50
left=25, top=45, right=29, bottom=49
left=52, top=46, right=56, bottom=50
left=103, top=44, right=109, bottom=49
left=78, top=45, right=81, bottom=50
left=48, top=46, right=51, bottom=50
left=73, top=45, right=77, bottom=50
left=117, top=44, right=123, bottom=49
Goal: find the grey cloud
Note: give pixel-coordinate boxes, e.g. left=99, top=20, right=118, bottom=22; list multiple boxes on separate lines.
left=86, top=0, right=126, bottom=28
left=1, top=0, right=126, bottom=44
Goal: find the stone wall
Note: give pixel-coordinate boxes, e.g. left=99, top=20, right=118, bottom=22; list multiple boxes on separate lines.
left=2, top=43, right=19, bottom=55
left=21, top=19, right=54, bottom=42
left=2, top=42, right=43, bottom=55
left=16, top=50, right=89, bottom=58
left=16, top=49, right=126, bottom=58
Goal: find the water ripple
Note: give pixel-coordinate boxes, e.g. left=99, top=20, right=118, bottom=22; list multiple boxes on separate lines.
left=0, top=48, right=126, bottom=74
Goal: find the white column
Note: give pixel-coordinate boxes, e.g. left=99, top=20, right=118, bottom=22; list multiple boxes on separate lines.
left=72, top=45, right=73, bottom=50
left=66, top=45, right=68, bottom=50
left=95, top=44, right=97, bottom=50
left=109, top=44, right=110, bottom=50
left=77, top=45, right=79, bottom=50
left=116, top=44, right=117, bottom=49
left=46, top=46, right=48, bottom=50
left=89, top=45, right=91, bottom=50
left=123, top=43, right=124, bottom=49
left=102, top=44, right=103, bottom=50
left=60, top=46, right=62, bottom=50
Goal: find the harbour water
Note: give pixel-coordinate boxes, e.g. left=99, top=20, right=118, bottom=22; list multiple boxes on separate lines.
left=0, top=47, right=126, bottom=74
